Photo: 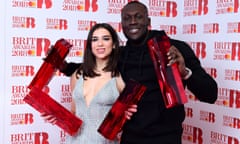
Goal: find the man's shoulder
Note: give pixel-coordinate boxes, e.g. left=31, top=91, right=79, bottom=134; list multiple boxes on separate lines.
left=150, top=30, right=166, bottom=37
left=150, top=30, right=189, bottom=47
left=170, top=38, right=187, bottom=45
left=169, top=38, right=195, bottom=56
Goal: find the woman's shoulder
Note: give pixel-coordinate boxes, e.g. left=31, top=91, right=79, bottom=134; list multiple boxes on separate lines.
left=70, top=70, right=82, bottom=92
left=115, top=74, right=125, bottom=93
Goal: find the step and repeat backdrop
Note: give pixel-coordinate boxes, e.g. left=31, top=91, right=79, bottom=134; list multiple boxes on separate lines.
left=1, top=0, right=6, bottom=143
left=1, top=0, right=240, bottom=143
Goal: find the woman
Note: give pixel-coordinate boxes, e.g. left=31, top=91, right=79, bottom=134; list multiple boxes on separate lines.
left=42, top=23, right=137, bottom=144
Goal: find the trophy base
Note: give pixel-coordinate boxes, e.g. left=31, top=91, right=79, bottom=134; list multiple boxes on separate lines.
left=24, top=86, right=82, bottom=136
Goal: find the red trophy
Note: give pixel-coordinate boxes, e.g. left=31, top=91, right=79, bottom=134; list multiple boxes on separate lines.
left=98, top=79, right=146, bottom=140
left=147, top=34, right=187, bottom=108
left=24, top=39, right=82, bottom=136
left=28, top=39, right=71, bottom=90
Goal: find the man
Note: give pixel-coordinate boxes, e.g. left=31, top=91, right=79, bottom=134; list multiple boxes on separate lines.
left=118, top=1, right=217, bottom=144
left=61, top=1, right=218, bottom=144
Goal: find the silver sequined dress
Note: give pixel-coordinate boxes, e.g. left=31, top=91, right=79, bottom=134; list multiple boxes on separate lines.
left=66, top=76, right=120, bottom=144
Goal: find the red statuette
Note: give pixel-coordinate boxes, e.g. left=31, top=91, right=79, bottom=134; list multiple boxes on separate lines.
left=98, top=79, right=146, bottom=140
left=24, top=39, right=82, bottom=136
left=28, top=39, right=72, bottom=90
left=147, top=34, right=187, bottom=108
left=24, top=86, right=82, bottom=136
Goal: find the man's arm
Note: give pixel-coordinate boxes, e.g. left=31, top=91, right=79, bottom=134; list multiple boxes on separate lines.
left=59, top=62, right=81, bottom=76
left=171, top=39, right=218, bottom=104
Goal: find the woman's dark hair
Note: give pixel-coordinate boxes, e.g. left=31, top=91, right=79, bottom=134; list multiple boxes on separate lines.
left=76, top=23, right=120, bottom=79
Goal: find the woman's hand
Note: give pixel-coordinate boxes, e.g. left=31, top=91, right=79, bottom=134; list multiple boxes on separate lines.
left=40, top=112, right=57, bottom=125
left=125, top=104, right=137, bottom=120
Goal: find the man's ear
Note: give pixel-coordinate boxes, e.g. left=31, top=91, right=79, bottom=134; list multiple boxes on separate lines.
left=148, top=17, right=151, bottom=25
left=148, top=17, right=151, bottom=30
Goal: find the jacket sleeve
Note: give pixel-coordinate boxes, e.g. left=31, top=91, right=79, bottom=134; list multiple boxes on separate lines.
left=59, top=62, right=82, bottom=77
left=171, top=39, right=218, bottom=104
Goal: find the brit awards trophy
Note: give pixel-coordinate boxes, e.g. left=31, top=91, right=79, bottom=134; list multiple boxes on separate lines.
left=98, top=79, right=146, bottom=140
left=147, top=34, right=187, bottom=108
left=24, top=39, right=82, bottom=136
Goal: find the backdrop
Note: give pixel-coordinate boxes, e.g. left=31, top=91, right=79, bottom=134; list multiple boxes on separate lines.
left=1, top=0, right=240, bottom=143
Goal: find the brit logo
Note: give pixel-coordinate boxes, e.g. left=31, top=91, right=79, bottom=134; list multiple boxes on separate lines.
left=225, top=69, right=240, bottom=81
left=204, top=67, right=217, bottom=78
left=184, top=0, right=208, bottom=17
left=108, top=22, right=122, bottom=32
left=227, top=22, right=240, bottom=33
left=11, top=85, right=29, bottom=105
left=46, top=18, right=68, bottom=30
left=149, top=0, right=177, bottom=17
left=107, top=0, right=126, bottom=14
left=12, top=16, right=36, bottom=29
left=214, top=42, right=240, bottom=61
left=60, top=84, right=72, bottom=104
left=11, top=132, right=49, bottom=144
left=199, top=110, right=215, bottom=123
left=160, top=24, right=177, bottom=35
left=66, top=38, right=85, bottom=57
left=62, top=0, right=98, bottom=12
left=185, top=106, right=193, bottom=118
left=188, top=41, right=206, bottom=59
left=182, top=124, right=203, bottom=144
left=12, top=65, right=35, bottom=77
left=223, top=115, right=240, bottom=129
left=216, top=0, right=239, bottom=14
left=215, top=88, right=240, bottom=108
left=210, top=131, right=239, bottom=144
left=182, top=24, right=197, bottom=34
left=78, top=20, right=96, bottom=31
left=203, top=23, right=219, bottom=34
left=11, top=113, right=34, bottom=125
left=12, top=37, right=51, bottom=57
left=12, top=0, right=52, bottom=9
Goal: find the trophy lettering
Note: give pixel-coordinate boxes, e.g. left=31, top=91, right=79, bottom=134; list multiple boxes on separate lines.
left=24, top=39, right=82, bottom=136
left=98, top=79, right=146, bottom=140
left=147, top=34, right=187, bottom=108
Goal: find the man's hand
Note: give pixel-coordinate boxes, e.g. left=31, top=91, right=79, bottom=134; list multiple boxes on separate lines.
left=167, top=46, right=190, bottom=79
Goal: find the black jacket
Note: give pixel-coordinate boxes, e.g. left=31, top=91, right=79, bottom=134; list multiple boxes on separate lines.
left=118, top=30, right=217, bottom=144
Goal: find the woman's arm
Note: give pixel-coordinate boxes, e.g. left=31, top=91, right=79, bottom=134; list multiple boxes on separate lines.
left=69, top=71, right=78, bottom=114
